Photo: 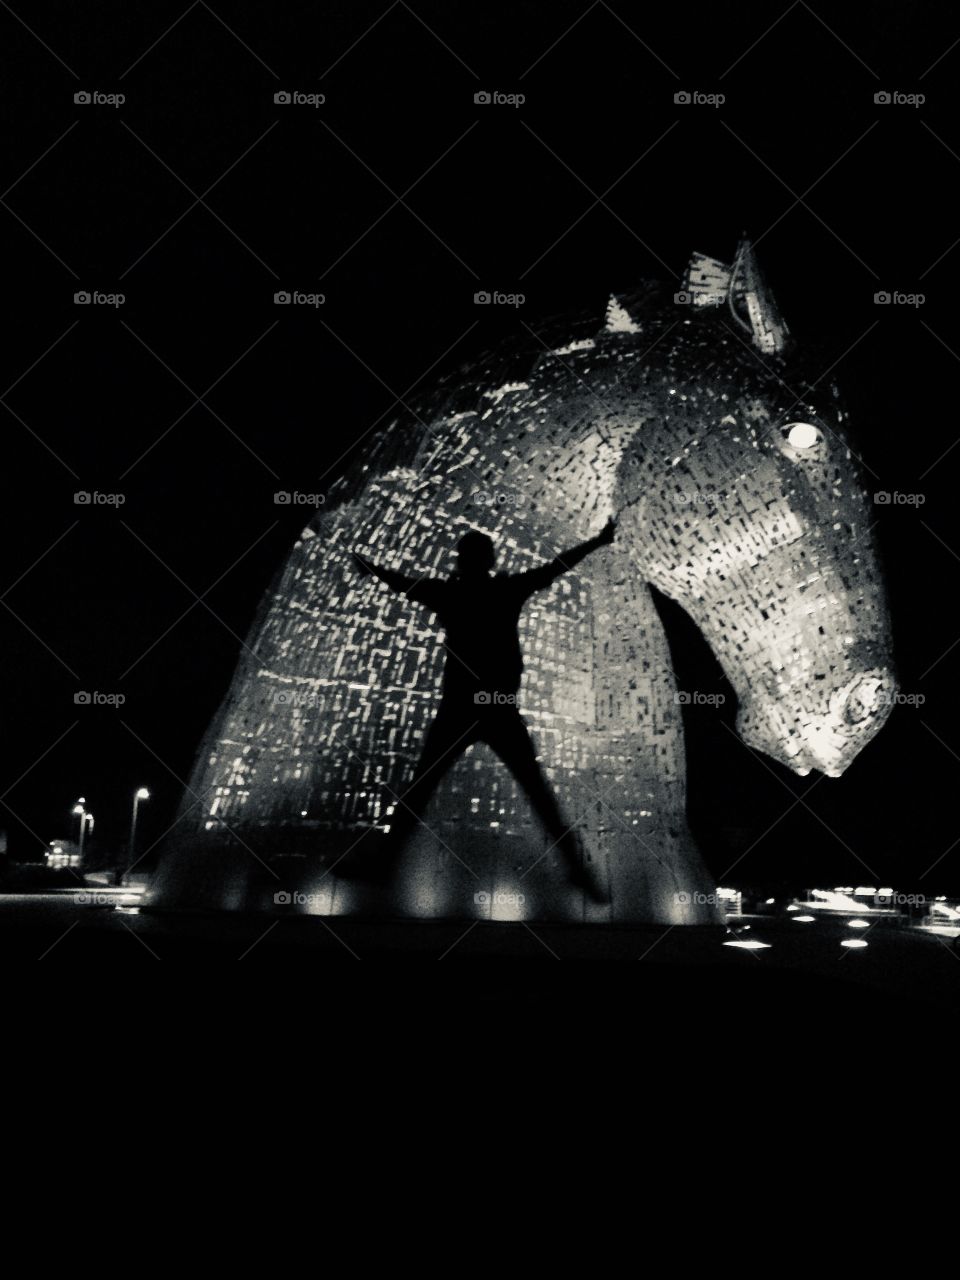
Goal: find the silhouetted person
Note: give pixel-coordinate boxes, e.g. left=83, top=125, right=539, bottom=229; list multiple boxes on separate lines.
left=348, top=520, right=616, bottom=900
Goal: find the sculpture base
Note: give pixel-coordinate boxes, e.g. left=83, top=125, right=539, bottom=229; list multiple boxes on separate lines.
left=147, top=826, right=722, bottom=926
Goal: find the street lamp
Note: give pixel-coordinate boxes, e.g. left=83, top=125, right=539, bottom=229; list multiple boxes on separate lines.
left=124, top=787, right=150, bottom=885
left=75, top=806, right=93, bottom=863
left=73, top=800, right=85, bottom=846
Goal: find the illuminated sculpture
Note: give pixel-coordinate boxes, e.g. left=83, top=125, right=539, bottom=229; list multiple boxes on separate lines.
left=152, top=242, right=896, bottom=924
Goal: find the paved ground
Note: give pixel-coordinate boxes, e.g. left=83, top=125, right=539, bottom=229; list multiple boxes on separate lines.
left=2, top=889, right=957, bottom=1014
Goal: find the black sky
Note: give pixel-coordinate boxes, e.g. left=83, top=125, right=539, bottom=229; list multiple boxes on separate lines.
left=1, top=0, right=957, bottom=892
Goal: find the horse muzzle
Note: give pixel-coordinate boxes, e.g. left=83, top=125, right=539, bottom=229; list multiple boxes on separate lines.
left=736, top=668, right=897, bottom=778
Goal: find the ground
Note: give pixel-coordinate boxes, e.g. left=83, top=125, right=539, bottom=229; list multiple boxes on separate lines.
left=2, top=888, right=957, bottom=1015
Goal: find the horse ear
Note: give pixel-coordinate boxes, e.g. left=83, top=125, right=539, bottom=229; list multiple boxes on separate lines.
left=729, top=239, right=789, bottom=354
left=682, top=252, right=732, bottom=306
left=680, top=241, right=789, bottom=355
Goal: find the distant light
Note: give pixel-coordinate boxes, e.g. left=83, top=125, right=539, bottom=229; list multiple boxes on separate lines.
left=724, top=939, right=772, bottom=950
left=136, top=787, right=150, bottom=800
left=300, top=810, right=308, bottom=816
left=77, top=797, right=86, bottom=804
left=854, top=886, right=876, bottom=896
left=812, top=888, right=869, bottom=912
left=793, top=915, right=816, bottom=923
left=786, top=422, right=819, bottom=449
left=765, top=898, right=775, bottom=904
left=841, top=938, right=868, bottom=949
left=786, top=904, right=800, bottom=912
left=72, top=804, right=84, bottom=815
left=848, top=919, right=870, bottom=929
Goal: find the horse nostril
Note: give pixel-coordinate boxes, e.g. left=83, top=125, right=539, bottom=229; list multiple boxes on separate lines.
left=842, top=676, right=887, bottom=727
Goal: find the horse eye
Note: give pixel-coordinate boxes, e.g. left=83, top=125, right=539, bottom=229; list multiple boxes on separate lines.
left=783, top=422, right=821, bottom=449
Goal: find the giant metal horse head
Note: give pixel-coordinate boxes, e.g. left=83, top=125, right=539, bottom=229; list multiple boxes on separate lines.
left=150, top=241, right=895, bottom=924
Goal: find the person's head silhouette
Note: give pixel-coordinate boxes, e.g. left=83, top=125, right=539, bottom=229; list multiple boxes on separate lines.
left=456, top=530, right=495, bottom=577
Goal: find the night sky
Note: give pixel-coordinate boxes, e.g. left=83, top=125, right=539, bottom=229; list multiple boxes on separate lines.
left=2, top=0, right=957, bottom=894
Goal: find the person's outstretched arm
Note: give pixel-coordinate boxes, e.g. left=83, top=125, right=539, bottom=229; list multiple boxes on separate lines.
left=512, top=518, right=616, bottom=596
left=352, top=550, right=443, bottom=609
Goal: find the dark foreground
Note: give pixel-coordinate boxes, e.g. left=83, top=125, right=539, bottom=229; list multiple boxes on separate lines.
left=3, top=889, right=957, bottom=1015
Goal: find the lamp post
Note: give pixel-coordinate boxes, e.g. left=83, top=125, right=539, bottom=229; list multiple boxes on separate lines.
left=124, top=787, right=150, bottom=885
left=74, top=807, right=92, bottom=865
left=73, top=798, right=86, bottom=846
left=72, top=802, right=87, bottom=863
